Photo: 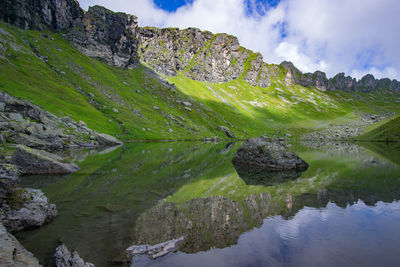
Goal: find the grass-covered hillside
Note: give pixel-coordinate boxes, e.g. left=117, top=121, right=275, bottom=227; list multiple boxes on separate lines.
left=356, top=115, right=400, bottom=142
left=1, top=21, right=399, bottom=141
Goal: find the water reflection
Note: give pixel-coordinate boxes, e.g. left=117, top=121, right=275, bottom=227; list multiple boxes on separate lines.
left=233, top=165, right=305, bottom=186
left=15, top=141, right=400, bottom=267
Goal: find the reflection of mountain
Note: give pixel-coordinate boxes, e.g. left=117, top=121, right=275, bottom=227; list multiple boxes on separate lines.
left=16, top=142, right=239, bottom=266
left=233, top=164, right=304, bottom=186
left=132, top=141, right=400, bottom=256
left=135, top=193, right=271, bottom=253
left=15, top=141, right=400, bottom=265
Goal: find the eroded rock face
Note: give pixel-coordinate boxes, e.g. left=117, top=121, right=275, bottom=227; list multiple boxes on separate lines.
left=68, top=5, right=139, bottom=68
left=54, top=243, right=95, bottom=267
left=0, top=222, right=40, bottom=266
left=137, top=28, right=279, bottom=86
left=0, top=0, right=83, bottom=31
left=11, top=145, right=79, bottom=175
left=232, top=138, right=309, bottom=171
left=1, top=188, right=57, bottom=233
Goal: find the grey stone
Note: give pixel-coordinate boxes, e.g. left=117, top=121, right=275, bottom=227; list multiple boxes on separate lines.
left=0, top=222, right=40, bottom=267
left=11, top=145, right=80, bottom=174
left=95, top=133, right=123, bottom=146
left=1, top=188, right=57, bottom=233
left=232, top=138, right=309, bottom=171
left=8, top=113, right=24, bottom=122
left=0, top=134, right=5, bottom=144
left=54, top=243, right=95, bottom=267
left=184, top=107, right=192, bottom=112
left=182, top=101, right=192, bottom=107
left=217, top=126, right=235, bottom=138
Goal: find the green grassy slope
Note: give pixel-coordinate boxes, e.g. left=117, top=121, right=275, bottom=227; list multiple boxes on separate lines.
left=1, top=21, right=399, bottom=140
left=356, top=115, right=400, bottom=141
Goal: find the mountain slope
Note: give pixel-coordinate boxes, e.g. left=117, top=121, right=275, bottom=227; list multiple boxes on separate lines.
left=356, top=115, right=400, bottom=142
left=0, top=1, right=399, bottom=141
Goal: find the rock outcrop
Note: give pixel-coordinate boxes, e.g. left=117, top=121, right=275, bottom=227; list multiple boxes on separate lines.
left=137, top=27, right=279, bottom=86
left=232, top=138, right=309, bottom=171
left=0, top=0, right=139, bottom=68
left=0, top=222, right=41, bottom=266
left=0, top=0, right=83, bottom=31
left=280, top=61, right=400, bottom=93
left=1, top=188, right=57, bottom=233
left=67, top=5, right=139, bottom=68
left=0, top=90, right=122, bottom=150
left=54, top=243, right=95, bottom=267
left=11, top=145, right=79, bottom=175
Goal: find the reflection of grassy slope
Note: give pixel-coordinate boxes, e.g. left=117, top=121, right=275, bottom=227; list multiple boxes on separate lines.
left=356, top=115, right=400, bottom=142
left=167, top=143, right=400, bottom=216
left=17, top=142, right=240, bottom=265
left=360, top=141, right=400, bottom=166
left=1, top=22, right=399, bottom=141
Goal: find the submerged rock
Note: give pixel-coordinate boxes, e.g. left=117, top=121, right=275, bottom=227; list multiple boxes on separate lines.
left=122, top=236, right=185, bottom=263
left=1, top=188, right=57, bottom=233
left=54, top=243, right=95, bottom=267
left=11, top=145, right=79, bottom=174
left=232, top=138, right=308, bottom=171
left=0, top=222, right=40, bottom=267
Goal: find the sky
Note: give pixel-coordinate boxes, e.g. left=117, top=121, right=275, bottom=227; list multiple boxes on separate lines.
left=77, top=0, right=400, bottom=80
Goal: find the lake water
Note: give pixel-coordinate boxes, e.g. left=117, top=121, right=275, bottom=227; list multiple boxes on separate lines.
left=16, top=141, right=400, bottom=267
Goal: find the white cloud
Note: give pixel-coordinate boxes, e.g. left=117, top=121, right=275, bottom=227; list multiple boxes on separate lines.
left=77, top=0, right=400, bottom=80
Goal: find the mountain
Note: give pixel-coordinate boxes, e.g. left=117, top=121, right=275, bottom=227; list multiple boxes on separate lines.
left=0, top=0, right=399, bottom=141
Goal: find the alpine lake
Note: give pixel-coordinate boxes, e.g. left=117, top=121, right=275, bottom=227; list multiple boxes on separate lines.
left=16, top=140, right=400, bottom=267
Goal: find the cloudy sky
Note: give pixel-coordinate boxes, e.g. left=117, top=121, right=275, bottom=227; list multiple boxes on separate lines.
left=77, top=0, right=400, bottom=80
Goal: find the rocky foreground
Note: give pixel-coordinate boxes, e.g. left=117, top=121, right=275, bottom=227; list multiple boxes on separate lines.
left=0, top=90, right=124, bottom=266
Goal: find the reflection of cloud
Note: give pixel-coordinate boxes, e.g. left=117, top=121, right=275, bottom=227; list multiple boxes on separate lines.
left=78, top=0, right=400, bottom=80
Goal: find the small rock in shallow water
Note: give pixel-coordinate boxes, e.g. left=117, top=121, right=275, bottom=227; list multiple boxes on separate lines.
left=54, top=243, right=95, bottom=267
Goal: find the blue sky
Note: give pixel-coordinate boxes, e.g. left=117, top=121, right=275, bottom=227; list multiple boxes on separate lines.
left=78, top=0, right=400, bottom=80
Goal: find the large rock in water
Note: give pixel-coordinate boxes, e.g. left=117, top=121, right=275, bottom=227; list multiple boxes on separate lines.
left=1, top=188, right=57, bottom=233
left=54, top=243, right=95, bottom=267
left=11, top=145, right=79, bottom=174
left=0, top=222, right=40, bottom=266
left=232, top=138, right=309, bottom=171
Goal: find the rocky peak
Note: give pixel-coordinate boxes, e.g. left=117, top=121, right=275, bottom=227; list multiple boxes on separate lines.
left=280, top=62, right=400, bottom=93
left=67, top=5, right=139, bottom=68
left=0, top=0, right=83, bottom=30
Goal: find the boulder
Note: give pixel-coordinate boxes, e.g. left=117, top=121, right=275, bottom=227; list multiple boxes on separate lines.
left=54, top=243, right=95, bottom=267
left=1, top=188, right=57, bottom=233
left=232, top=138, right=309, bottom=171
left=11, top=145, right=79, bottom=174
left=0, top=222, right=40, bottom=267
left=217, top=126, right=235, bottom=138
left=95, top=133, right=123, bottom=146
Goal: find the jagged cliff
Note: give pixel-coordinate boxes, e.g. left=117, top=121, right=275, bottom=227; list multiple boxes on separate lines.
left=2, top=0, right=399, bottom=93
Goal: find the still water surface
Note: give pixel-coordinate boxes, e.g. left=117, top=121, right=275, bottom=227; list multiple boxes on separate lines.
left=17, top=141, right=400, bottom=266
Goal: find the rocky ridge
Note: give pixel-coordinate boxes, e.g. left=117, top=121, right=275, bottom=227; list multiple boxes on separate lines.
left=0, top=90, right=122, bottom=151
left=280, top=61, right=400, bottom=93
left=3, top=0, right=397, bottom=93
